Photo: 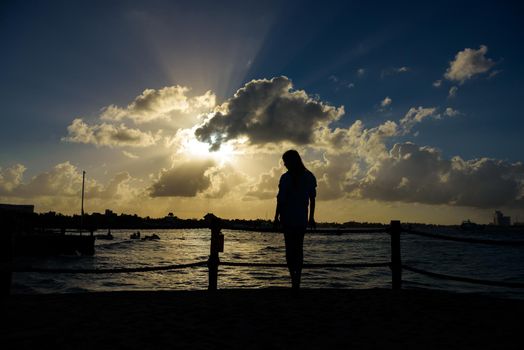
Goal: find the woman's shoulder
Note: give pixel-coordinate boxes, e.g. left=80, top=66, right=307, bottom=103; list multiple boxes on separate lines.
left=305, top=169, right=316, bottom=180
left=279, top=171, right=291, bottom=183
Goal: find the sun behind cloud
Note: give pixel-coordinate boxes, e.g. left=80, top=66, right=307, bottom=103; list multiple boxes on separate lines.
left=182, top=136, right=236, bottom=165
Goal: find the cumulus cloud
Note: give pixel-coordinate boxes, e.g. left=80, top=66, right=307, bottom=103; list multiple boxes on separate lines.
left=52, top=74, right=521, bottom=215
left=353, top=143, right=451, bottom=204
left=283, top=120, right=402, bottom=200
left=444, top=107, right=460, bottom=117
left=63, top=85, right=216, bottom=151
left=203, top=164, right=247, bottom=199
left=122, top=151, right=139, bottom=159
left=195, top=76, right=344, bottom=151
left=448, top=86, right=458, bottom=98
left=0, top=162, right=133, bottom=199
left=381, top=66, right=410, bottom=78
left=309, top=154, right=362, bottom=201
left=352, top=142, right=524, bottom=208
left=245, top=166, right=282, bottom=200
left=245, top=126, right=524, bottom=209
left=329, top=75, right=355, bottom=90
left=0, top=161, right=145, bottom=215
left=444, top=45, right=495, bottom=84
left=314, top=119, right=398, bottom=163
left=100, top=86, right=216, bottom=125
left=149, top=159, right=246, bottom=199
left=149, top=159, right=216, bottom=197
left=0, top=164, right=26, bottom=194
left=87, top=171, right=132, bottom=199
left=245, top=154, right=360, bottom=202
left=244, top=109, right=520, bottom=207
left=380, top=96, right=392, bottom=108
left=11, top=162, right=83, bottom=197
left=63, top=118, right=158, bottom=148
left=399, top=107, right=438, bottom=134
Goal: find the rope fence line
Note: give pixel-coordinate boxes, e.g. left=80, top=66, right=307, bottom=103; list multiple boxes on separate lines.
left=6, top=261, right=391, bottom=273
left=223, top=227, right=388, bottom=234
left=2, top=217, right=524, bottom=295
left=220, top=261, right=391, bottom=269
left=400, top=228, right=524, bottom=289
left=402, top=264, right=524, bottom=289
left=11, top=259, right=522, bottom=290
left=404, top=229, right=524, bottom=246
left=10, top=261, right=208, bottom=274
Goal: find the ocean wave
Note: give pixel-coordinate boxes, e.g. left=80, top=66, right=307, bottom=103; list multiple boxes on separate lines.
left=262, top=246, right=280, bottom=251
left=64, top=286, right=91, bottom=293
left=11, top=228, right=524, bottom=299
left=96, top=239, right=135, bottom=249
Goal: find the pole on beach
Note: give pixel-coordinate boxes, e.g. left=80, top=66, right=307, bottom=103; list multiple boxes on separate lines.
left=80, top=170, right=85, bottom=235
left=390, top=220, right=402, bottom=290
left=206, top=213, right=223, bottom=291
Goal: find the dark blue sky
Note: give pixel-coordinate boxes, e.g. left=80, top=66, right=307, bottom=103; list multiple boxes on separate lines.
left=1, top=0, right=523, bottom=167
left=2, top=0, right=524, bottom=222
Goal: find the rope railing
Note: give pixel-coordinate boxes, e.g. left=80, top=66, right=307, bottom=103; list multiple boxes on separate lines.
left=4, top=261, right=391, bottom=273
left=220, top=261, right=391, bottom=269
left=9, top=261, right=208, bottom=274
left=400, top=227, right=524, bottom=289
left=402, top=264, right=524, bottom=289
left=223, top=226, right=388, bottom=234
left=404, top=228, right=524, bottom=246
left=2, top=217, right=524, bottom=295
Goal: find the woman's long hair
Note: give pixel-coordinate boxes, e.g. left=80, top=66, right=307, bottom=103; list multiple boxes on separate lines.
left=282, top=150, right=307, bottom=183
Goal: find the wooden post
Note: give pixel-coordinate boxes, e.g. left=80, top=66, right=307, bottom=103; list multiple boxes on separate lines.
left=1, top=230, right=14, bottom=297
left=80, top=170, right=85, bottom=235
left=205, top=213, right=222, bottom=291
left=390, top=220, right=402, bottom=290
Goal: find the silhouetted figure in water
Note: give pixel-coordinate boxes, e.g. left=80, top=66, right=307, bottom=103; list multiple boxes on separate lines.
left=274, top=150, right=317, bottom=289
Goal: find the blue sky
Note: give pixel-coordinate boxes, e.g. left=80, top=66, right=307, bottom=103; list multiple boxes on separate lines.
left=1, top=1, right=523, bottom=223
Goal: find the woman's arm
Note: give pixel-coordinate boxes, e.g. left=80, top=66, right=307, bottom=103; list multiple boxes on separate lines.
left=275, top=175, right=284, bottom=227
left=308, top=197, right=316, bottom=229
left=274, top=201, right=281, bottom=223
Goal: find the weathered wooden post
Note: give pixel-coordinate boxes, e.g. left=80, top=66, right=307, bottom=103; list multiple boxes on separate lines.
left=0, top=231, right=13, bottom=297
left=205, top=213, right=224, bottom=291
left=1, top=212, right=15, bottom=297
left=390, top=220, right=402, bottom=290
left=80, top=170, right=85, bottom=235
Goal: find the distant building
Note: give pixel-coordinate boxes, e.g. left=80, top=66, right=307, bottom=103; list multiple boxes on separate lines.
left=493, top=210, right=511, bottom=226
left=0, top=203, right=34, bottom=213
left=0, top=204, right=35, bottom=235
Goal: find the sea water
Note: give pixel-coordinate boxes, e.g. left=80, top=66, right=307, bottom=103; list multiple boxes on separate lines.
left=11, top=228, right=524, bottom=300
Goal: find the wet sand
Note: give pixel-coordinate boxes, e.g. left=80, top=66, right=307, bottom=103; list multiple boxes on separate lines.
left=3, top=288, right=522, bottom=349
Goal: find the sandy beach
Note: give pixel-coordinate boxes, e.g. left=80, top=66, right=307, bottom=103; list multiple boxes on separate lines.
left=2, top=288, right=522, bottom=349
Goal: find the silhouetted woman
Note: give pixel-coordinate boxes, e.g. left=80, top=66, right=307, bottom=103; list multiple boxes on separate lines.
left=274, top=150, right=317, bottom=289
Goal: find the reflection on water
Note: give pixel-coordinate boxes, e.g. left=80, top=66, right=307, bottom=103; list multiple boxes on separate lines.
left=11, top=228, right=524, bottom=299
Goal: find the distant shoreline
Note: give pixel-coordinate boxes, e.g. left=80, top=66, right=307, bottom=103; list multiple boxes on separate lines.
left=3, top=206, right=524, bottom=232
